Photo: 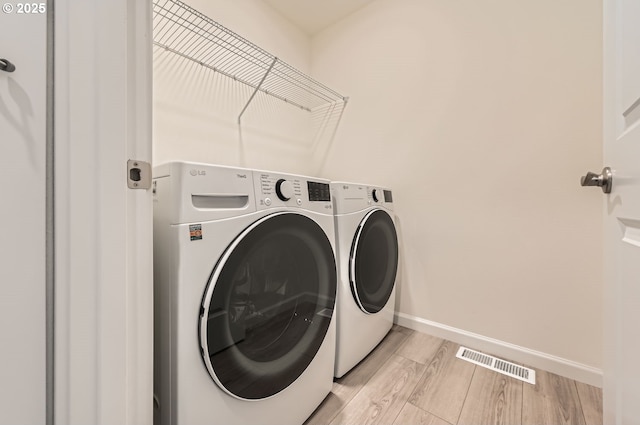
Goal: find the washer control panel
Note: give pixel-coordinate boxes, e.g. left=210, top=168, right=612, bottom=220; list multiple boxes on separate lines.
left=275, top=179, right=296, bottom=201
left=254, top=171, right=332, bottom=212
left=308, top=181, right=331, bottom=202
left=259, top=174, right=303, bottom=201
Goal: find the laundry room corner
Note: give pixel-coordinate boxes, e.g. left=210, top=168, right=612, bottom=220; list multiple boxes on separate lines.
left=310, top=0, right=603, bottom=384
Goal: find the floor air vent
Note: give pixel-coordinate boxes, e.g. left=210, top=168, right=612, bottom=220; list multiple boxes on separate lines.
left=456, top=347, right=536, bottom=385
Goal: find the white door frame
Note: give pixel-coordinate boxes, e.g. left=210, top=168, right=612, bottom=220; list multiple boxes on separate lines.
left=53, top=0, right=153, bottom=423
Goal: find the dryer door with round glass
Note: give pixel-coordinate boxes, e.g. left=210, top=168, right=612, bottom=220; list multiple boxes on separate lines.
left=349, top=209, right=399, bottom=314
left=199, top=212, right=336, bottom=400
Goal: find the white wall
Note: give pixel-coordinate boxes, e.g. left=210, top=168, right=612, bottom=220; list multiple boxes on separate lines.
left=311, top=0, right=603, bottom=371
left=153, top=0, right=322, bottom=175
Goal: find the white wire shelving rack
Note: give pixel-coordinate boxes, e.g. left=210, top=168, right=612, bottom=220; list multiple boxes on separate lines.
left=152, top=0, right=347, bottom=143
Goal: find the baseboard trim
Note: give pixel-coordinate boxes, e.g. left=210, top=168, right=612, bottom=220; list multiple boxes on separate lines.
left=394, top=312, right=602, bottom=388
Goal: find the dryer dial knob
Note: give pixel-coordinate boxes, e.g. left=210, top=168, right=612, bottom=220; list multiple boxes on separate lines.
left=372, top=189, right=380, bottom=203
left=275, top=179, right=294, bottom=201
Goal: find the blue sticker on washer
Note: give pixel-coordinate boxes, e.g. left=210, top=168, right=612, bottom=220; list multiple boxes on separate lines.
left=189, top=224, right=202, bottom=241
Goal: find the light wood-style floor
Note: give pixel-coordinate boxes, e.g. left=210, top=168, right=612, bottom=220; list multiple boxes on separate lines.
left=305, top=325, right=603, bottom=425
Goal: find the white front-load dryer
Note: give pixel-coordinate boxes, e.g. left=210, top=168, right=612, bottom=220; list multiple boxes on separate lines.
left=331, top=182, right=399, bottom=378
left=153, top=161, right=337, bottom=425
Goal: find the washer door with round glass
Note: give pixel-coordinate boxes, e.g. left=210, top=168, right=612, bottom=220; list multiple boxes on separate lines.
left=349, top=209, right=399, bottom=314
left=199, top=212, right=336, bottom=400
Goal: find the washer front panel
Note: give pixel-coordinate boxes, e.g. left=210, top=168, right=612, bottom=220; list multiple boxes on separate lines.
left=199, top=212, right=336, bottom=400
left=349, top=209, right=399, bottom=314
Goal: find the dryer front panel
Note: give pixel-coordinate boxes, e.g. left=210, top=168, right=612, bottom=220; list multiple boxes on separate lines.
left=199, top=212, right=336, bottom=400
left=349, top=209, right=399, bottom=314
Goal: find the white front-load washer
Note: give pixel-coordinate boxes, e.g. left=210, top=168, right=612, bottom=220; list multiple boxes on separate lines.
left=331, top=182, right=399, bottom=378
left=153, top=161, right=337, bottom=425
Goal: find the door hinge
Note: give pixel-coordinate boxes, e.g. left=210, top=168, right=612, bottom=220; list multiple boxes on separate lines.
left=127, top=160, right=151, bottom=189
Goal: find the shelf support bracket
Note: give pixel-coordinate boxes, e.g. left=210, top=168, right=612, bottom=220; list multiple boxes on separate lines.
left=238, top=56, right=278, bottom=126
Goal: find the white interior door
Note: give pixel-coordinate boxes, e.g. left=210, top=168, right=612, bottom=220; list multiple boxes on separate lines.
left=602, top=0, right=640, bottom=422
left=0, top=7, right=48, bottom=425
left=53, top=0, right=153, bottom=423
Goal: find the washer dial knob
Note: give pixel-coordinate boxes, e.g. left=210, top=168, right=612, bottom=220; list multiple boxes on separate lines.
left=372, top=189, right=380, bottom=203
left=275, top=179, right=294, bottom=201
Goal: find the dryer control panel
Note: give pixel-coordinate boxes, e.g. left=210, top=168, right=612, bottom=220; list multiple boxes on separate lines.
left=331, top=182, right=395, bottom=214
left=368, top=188, right=393, bottom=204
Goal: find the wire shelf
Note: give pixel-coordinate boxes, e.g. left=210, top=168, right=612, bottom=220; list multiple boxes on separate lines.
left=152, top=0, right=347, bottom=129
